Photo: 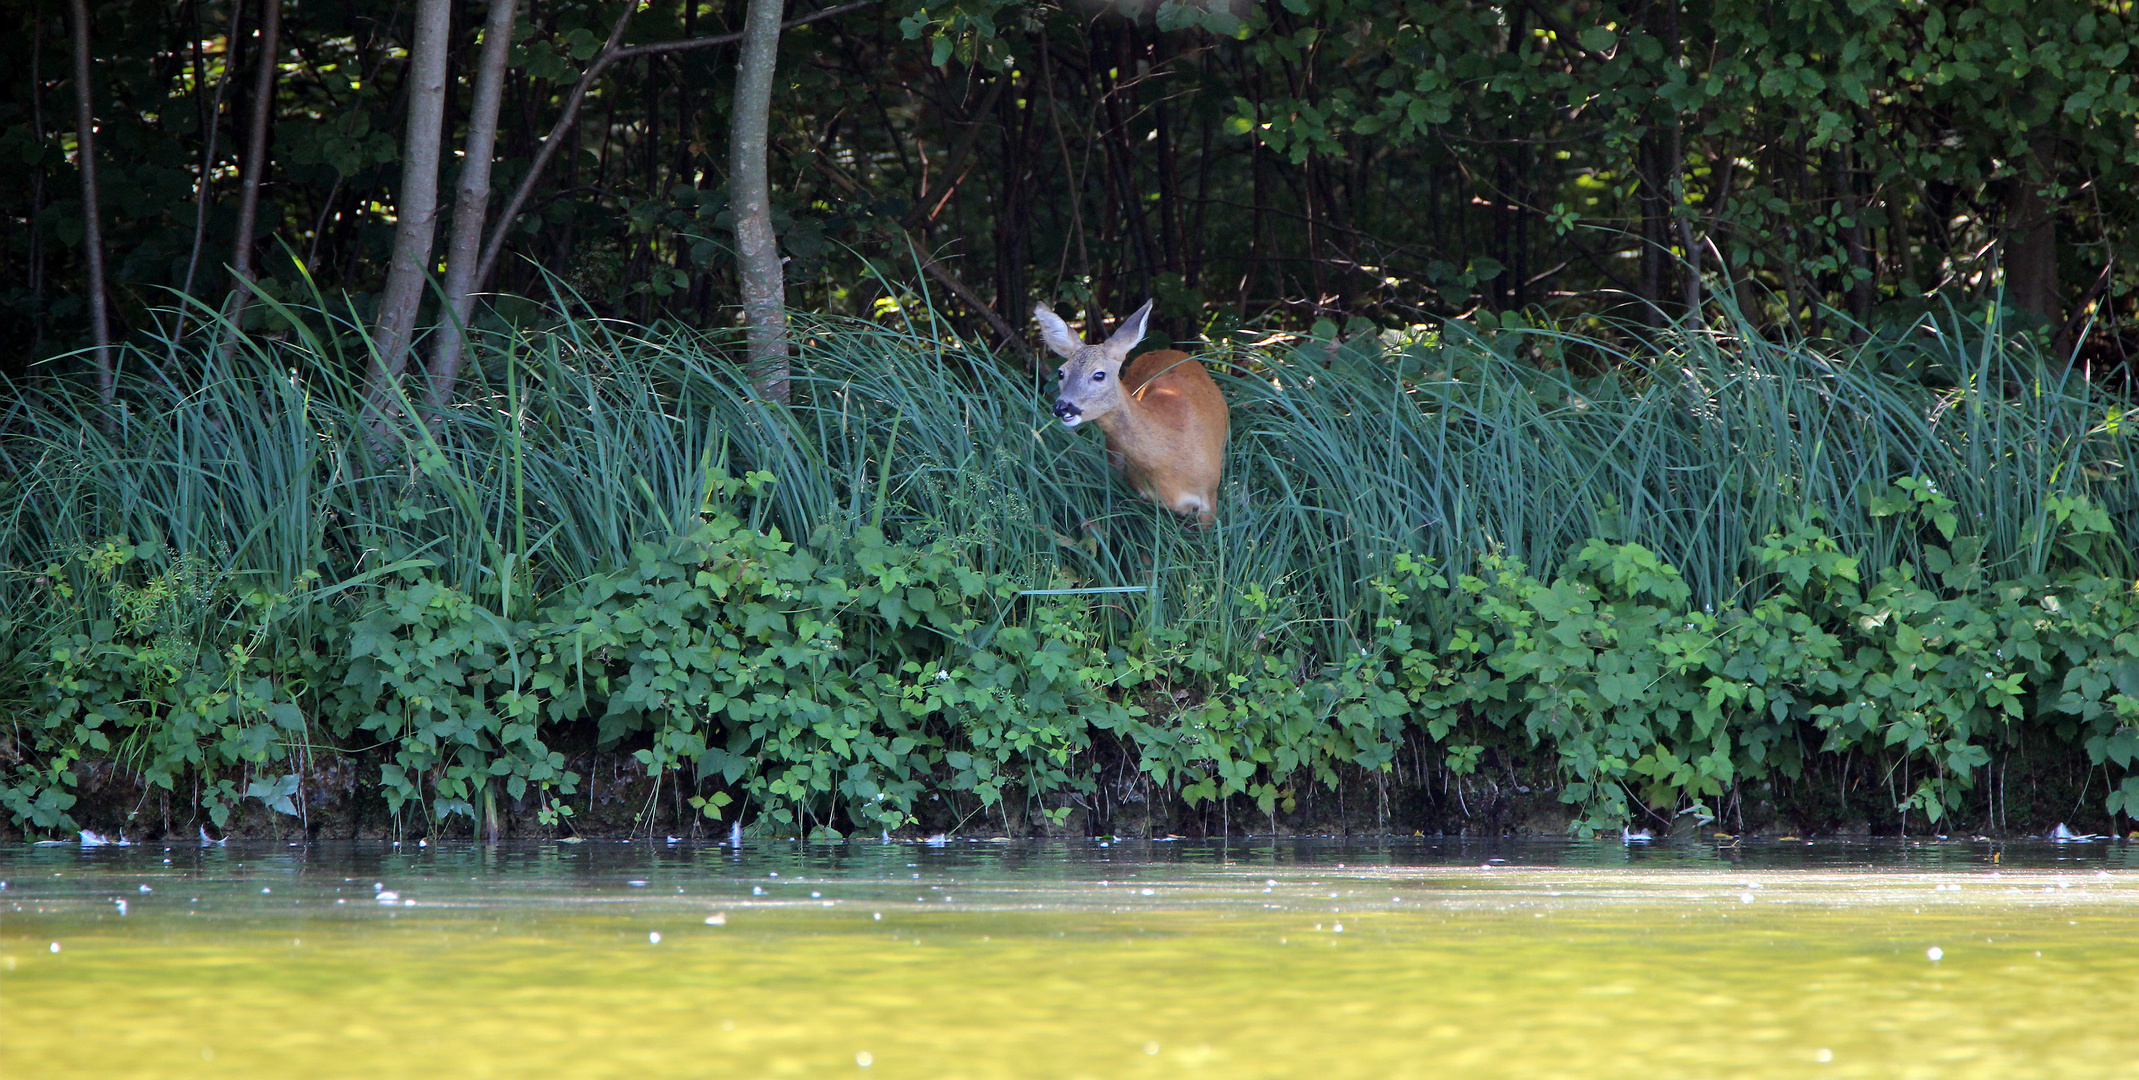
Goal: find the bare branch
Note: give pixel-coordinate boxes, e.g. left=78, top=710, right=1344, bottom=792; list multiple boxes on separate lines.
left=473, top=0, right=878, bottom=295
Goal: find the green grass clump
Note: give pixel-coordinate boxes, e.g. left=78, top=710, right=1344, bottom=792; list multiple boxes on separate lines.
left=2, top=293, right=2134, bottom=838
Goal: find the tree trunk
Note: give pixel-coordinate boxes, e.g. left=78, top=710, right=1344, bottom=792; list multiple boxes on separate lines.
left=2001, top=136, right=2060, bottom=336
left=219, top=0, right=282, bottom=361
left=469, top=2, right=871, bottom=300
left=67, top=0, right=113, bottom=403
left=474, top=3, right=633, bottom=295
left=730, top=0, right=788, bottom=402
left=1673, top=119, right=1702, bottom=330
left=30, top=7, right=48, bottom=355
left=426, top=0, right=519, bottom=408
left=1836, top=148, right=1872, bottom=337
left=369, top=0, right=453, bottom=408
left=175, top=0, right=244, bottom=341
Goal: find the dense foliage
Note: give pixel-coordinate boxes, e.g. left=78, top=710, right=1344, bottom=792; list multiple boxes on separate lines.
left=6, top=0, right=2136, bottom=386
left=4, top=300, right=2136, bottom=839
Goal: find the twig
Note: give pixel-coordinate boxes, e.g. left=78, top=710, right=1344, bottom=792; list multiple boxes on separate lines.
left=473, top=0, right=878, bottom=294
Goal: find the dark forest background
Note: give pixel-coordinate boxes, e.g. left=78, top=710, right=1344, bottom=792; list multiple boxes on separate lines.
left=4, top=0, right=2137, bottom=388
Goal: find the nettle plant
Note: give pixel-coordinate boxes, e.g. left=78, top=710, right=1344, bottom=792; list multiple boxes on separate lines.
left=10, top=463, right=2137, bottom=840
left=12, top=538, right=312, bottom=831
left=331, top=469, right=1146, bottom=838
left=1419, top=477, right=2139, bottom=834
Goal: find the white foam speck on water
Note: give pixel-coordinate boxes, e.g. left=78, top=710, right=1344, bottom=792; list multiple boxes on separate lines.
left=1140, top=888, right=1155, bottom=897
left=1740, top=893, right=1755, bottom=903
left=1815, top=1048, right=1834, bottom=1063
left=855, top=1051, right=873, bottom=1067
left=1143, top=1043, right=1161, bottom=1056
left=49, top=941, right=60, bottom=953
left=649, top=932, right=661, bottom=945
left=705, top=913, right=727, bottom=925
left=1927, top=946, right=1944, bottom=961
left=872, top=912, right=881, bottom=921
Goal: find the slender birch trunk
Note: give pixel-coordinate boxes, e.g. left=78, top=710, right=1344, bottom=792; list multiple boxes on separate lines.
left=468, top=2, right=870, bottom=300
left=30, top=7, right=49, bottom=354
left=67, top=0, right=113, bottom=403
left=426, top=0, right=519, bottom=408
left=730, top=0, right=789, bottom=403
left=219, top=0, right=281, bottom=360
left=368, top=0, right=453, bottom=410
left=174, top=0, right=244, bottom=343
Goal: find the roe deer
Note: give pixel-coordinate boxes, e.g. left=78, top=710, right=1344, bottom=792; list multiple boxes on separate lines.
left=1035, top=299, right=1229, bottom=526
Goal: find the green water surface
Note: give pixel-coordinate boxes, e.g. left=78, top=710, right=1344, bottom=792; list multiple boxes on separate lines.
left=3, top=838, right=2135, bottom=1079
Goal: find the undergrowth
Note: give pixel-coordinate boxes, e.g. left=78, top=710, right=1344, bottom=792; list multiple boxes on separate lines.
left=2, top=294, right=2136, bottom=838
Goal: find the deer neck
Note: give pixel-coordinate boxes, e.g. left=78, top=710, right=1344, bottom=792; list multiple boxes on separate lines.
left=1089, top=390, right=1151, bottom=444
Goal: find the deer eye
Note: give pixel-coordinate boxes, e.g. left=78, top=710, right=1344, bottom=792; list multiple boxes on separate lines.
left=1092, top=370, right=1107, bottom=382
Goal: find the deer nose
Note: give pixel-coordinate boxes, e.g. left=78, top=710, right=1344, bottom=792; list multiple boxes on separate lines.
left=1053, top=399, right=1080, bottom=420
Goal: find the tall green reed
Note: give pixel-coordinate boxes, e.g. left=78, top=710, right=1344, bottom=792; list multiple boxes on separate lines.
left=3, top=289, right=2130, bottom=690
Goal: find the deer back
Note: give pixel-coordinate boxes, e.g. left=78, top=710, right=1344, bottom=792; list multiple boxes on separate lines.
left=1102, top=348, right=1229, bottom=523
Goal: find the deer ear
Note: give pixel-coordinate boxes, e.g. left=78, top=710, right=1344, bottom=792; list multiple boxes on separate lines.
left=1034, top=303, right=1084, bottom=360
left=1103, top=299, right=1155, bottom=356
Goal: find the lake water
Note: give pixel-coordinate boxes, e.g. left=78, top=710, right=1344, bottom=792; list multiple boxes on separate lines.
left=4, top=837, right=2136, bottom=1078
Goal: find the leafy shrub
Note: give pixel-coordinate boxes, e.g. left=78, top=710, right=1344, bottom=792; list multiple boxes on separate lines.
left=8, top=301, right=2139, bottom=839
left=7, top=539, right=311, bottom=830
